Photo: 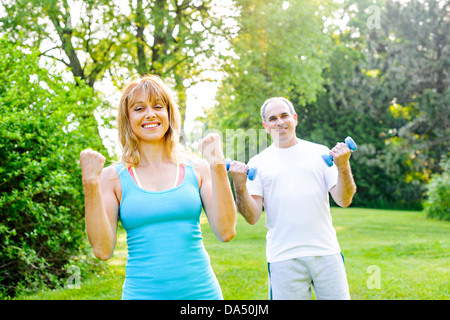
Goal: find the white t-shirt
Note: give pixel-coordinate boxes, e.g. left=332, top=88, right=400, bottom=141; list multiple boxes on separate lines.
left=246, top=138, right=340, bottom=263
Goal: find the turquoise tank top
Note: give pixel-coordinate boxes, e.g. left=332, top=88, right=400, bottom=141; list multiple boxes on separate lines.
left=115, top=163, right=223, bottom=300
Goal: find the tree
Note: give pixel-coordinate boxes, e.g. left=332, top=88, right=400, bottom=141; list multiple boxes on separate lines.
left=0, top=0, right=234, bottom=126
left=380, top=0, right=449, bottom=176
left=205, top=0, right=333, bottom=161
left=205, top=0, right=448, bottom=209
left=121, top=0, right=235, bottom=124
left=0, top=36, right=108, bottom=298
left=302, top=0, right=449, bottom=209
left=0, top=0, right=125, bottom=88
left=344, top=0, right=449, bottom=207
left=423, top=157, right=450, bottom=221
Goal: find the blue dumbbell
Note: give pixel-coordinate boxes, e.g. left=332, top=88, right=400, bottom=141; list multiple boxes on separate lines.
left=225, top=159, right=258, bottom=181
left=322, top=136, right=357, bottom=167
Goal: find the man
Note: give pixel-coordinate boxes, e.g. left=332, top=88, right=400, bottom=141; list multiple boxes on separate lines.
left=229, top=97, right=356, bottom=300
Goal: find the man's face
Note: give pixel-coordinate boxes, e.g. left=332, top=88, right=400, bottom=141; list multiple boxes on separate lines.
left=262, top=100, right=298, bottom=148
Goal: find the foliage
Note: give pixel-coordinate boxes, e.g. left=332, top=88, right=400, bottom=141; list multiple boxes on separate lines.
left=205, top=0, right=333, bottom=162
left=0, top=0, right=448, bottom=298
left=363, top=0, right=449, bottom=175
left=0, top=0, right=234, bottom=123
left=296, top=27, right=428, bottom=209
left=219, top=0, right=332, bottom=122
left=424, top=158, right=450, bottom=221
left=120, top=0, right=235, bottom=122
left=337, top=0, right=449, bottom=209
left=203, top=0, right=449, bottom=210
left=0, top=37, right=109, bottom=298
left=0, top=0, right=125, bottom=88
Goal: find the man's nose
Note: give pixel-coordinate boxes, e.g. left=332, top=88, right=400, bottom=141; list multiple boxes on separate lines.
left=274, top=117, right=284, bottom=126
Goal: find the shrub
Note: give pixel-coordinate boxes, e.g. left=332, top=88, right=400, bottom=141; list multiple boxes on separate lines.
left=423, top=158, right=450, bottom=221
left=0, top=36, right=110, bottom=298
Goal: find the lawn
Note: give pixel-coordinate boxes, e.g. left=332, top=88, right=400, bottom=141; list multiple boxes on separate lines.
left=15, top=207, right=450, bottom=300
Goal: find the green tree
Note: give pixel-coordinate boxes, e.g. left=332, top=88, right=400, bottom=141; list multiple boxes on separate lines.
left=205, top=0, right=448, bottom=209
left=0, top=0, right=124, bottom=88
left=122, top=0, right=234, bottom=124
left=0, top=0, right=125, bottom=144
left=0, top=0, right=234, bottom=126
left=0, top=36, right=108, bottom=298
left=424, top=157, right=450, bottom=221
left=345, top=0, right=449, bottom=208
left=296, top=0, right=449, bottom=209
left=205, top=0, right=333, bottom=161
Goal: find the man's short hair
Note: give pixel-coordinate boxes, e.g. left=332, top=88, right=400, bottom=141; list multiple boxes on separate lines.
left=260, top=97, right=296, bottom=123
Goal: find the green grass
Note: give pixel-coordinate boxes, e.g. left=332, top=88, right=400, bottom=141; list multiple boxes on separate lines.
left=15, top=208, right=450, bottom=300
left=335, top=208, right=450, bottom=299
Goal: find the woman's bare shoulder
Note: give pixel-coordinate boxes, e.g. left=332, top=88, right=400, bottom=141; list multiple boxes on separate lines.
left=101, top=163, right=121, bottom=180
left=100, top=164, right=122, bottom=202
left=187, top=156, right=208, bottom=168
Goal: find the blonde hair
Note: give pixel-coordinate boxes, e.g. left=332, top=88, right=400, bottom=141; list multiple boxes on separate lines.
left=117, top=75, right=182, bottom=166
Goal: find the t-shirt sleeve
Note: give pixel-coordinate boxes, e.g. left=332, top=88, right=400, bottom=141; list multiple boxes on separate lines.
left=245, top=157, right=263, bottom=197
left=322, top=147, right=339, bottom=191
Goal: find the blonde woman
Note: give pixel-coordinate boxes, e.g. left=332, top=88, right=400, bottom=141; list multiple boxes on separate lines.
left=80, top=75, right=236, bottom=300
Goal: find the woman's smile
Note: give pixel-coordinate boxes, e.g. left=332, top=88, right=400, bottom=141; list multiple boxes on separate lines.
left=141, top=122, right=161, bottom=130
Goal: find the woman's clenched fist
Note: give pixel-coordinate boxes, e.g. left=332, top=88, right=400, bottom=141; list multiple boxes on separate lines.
left=80, top=149, right=106, bottom=186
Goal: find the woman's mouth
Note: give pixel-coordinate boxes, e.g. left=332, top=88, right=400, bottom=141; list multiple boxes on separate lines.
left=142, top=122, right=160, bottom=129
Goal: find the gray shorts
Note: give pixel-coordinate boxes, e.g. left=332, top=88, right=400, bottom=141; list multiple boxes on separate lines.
left=268, top=253, right=350, bottom=300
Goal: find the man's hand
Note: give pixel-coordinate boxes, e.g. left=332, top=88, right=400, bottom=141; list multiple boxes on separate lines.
left=228, top=161, right=249, bottom=190
left=329, top=142, right=351, bottom=168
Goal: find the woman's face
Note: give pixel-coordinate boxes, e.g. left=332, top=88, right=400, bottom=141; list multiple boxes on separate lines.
left=127, top=89, right=170, bottom=144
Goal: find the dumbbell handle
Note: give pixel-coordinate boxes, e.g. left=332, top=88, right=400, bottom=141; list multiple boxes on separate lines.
left=322, top=136, right=357, bottom=167
left=225, top=159, right=258, bottom=181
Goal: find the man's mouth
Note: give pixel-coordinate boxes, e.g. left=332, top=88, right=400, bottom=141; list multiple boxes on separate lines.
left=277, top=126, right=288, bottom=133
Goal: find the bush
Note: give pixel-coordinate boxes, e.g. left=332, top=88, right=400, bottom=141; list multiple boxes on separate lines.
left=0, top=37, right=110, bottom=298
left=423, top=158, right=450, bottom=221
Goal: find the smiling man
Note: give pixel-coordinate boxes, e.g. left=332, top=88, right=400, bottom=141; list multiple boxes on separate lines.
left=229, top=97, right=357, bottom=300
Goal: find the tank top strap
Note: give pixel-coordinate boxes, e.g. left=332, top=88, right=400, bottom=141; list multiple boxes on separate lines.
left=114, top=162, right=134, bottom=195
left=183, top=160, right=200, bottom=191
left=114, top=162, right=127, bottom=178
left=114, top=161, right=200, bottom=193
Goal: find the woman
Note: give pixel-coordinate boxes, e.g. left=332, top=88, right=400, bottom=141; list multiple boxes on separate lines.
left=80, top=75, right=236, bottom=300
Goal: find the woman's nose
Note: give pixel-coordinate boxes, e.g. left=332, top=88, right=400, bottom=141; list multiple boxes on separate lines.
left=145, top=109, right=156, bottom=119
